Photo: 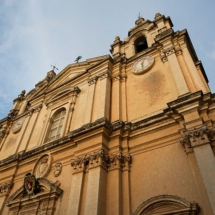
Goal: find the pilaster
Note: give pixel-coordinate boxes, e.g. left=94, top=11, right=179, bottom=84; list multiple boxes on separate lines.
left=0, top=181, right=13, bottom=215
left=182, top=46, right=208, bottom=93
left=69, top=149, right=132, bottom=215
left=92, top=69, right=111, bottom=121
left=180, top=125, right=215, bottom=214
left=11, top=110, right=33, bottom=155
left=67, top=160, right=85, bottom=215
left=163, top=47, right=189, bottom=95
left=18, top=104, right=42, bottom=152
left=111, top=66, right=126, bottom=122
left=77, top=149, right=107, bottom=215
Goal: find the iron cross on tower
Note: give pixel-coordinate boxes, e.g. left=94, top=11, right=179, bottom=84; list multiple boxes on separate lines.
left=51, top=64, right=59, bottom=71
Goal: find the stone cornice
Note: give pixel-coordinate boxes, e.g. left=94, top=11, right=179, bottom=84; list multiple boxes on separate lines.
left=68, top=117, right=113, bottom=138
left=154, top=28, right=174, bottom=42
left=0, top=136, right=72, bottom=167
left=1, top=91, right=213, bottom=168
left=167, top=91, right=203, bottom=109
left=127, top=46, right=156, bottom=63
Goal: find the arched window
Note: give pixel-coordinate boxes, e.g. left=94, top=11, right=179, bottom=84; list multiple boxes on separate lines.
left=46, top=108, right=66, bottom=142
left=135, top=36, right=148, bottom=53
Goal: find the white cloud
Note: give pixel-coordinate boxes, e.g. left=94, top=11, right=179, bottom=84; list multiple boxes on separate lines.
left=208, top=43, right=215, bottom=60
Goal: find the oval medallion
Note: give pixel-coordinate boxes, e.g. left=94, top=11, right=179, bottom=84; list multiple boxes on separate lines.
left=32, top=154, right=52, bottom=178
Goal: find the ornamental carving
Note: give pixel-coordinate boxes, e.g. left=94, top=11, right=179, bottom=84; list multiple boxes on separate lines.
left=11, top=117, right=25, bottom=134
left=23, top=173, right=40, bottom=196
left=179, top=125, right=215, bottom=152
left=71, top=149, right=132, bottom=173
left=54, top=162, right=62, bottom=177
left=32, top=154, right=52, bottom=178
left=88, top=76, right=98, bottom=85
left=7, top=177, right=63, bottom=215
left=109, top=152, right=132, bottom=171
left=112, top=73, right=127, bottom=82
left=0, top=181, right=13, bottom=196
left=71, top=149, right=109, bottom=173
left=35, top=70, right=56, bottom=89
left=98, top=69, right=112, bottom=81
left=163, top=47, right=175, bottom=56
left=112, top=52, right=127, bottom=63
left=7, top=109, right=19, bottom=120
left=0, top=125, right=7, bottom=138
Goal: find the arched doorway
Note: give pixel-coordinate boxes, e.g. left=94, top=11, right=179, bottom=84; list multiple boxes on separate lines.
left=133, top=195, right=199, bottom=215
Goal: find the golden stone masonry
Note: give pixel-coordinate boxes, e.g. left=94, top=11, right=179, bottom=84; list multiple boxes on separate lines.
left=0, top=13, right=215, bottom=215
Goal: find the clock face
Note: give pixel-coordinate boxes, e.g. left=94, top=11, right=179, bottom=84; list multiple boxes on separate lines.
left=132, top=55, right=154, bottom=75
left=12, top=118, right=25, bottom=133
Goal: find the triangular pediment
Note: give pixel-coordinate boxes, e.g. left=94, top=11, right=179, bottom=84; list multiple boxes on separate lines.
left=26, top=55, right=110, bottom=102
left=47, top=55, right=110, bottom=90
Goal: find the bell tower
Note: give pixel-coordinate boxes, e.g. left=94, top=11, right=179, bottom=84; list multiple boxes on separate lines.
left=110, top=13, right=210, bottom=99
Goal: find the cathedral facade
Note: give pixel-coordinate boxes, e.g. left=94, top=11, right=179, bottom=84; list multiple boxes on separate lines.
left=0, top=13, right=215, bottom=215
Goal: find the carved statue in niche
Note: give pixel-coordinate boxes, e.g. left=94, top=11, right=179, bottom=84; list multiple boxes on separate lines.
left=54, top=162, right=62, bottom=177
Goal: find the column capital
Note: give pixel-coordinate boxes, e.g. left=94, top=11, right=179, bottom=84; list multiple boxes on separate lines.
left=71, top=149, right=132, bottom=172
left=179, top=125, right=215, bottom=152
left=112, top=73, right=127, bottom=82
left=88, top=76, right=98, bottom=86
left=109, top=152, right=132, bottom=171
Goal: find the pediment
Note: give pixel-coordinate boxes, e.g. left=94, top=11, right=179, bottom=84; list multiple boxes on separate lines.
left=48, top=55, right=110, bottom=90
left=7, top=178, right=63, bottom=215
left=25, top=55, right=110, bottom=102
left=45, top=86, right=81, bottom=107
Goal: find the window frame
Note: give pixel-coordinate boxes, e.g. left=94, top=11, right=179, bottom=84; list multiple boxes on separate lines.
left=45, top=108, right=67, bottom=143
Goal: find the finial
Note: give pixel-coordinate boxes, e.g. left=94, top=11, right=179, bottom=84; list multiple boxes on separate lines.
left=155, top=13, right=162, bottom=20
left=135, top=13, right=145, bottom=25
left=114, top=36, right=120, bottom=43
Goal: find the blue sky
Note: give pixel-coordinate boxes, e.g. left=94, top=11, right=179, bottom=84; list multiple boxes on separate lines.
left=0, top=0, right=215, bottom=119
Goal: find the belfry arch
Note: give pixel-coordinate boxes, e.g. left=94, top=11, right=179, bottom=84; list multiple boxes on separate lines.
left=134, top=36, right=148, bottom=53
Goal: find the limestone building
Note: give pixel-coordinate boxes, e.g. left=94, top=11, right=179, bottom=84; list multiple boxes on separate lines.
left=0, top=13, right=215, bottom=215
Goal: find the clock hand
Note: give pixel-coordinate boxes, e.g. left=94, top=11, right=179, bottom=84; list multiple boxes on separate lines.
left=141, top=60, right=144, bottom=68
